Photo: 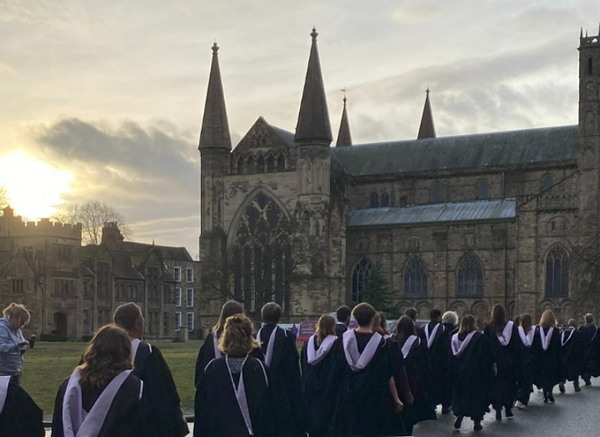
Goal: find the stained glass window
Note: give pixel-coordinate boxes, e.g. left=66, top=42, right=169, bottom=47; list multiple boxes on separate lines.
left=457, top=252, right=484, bottom=297
left=404, top=256, right=428, bottom=298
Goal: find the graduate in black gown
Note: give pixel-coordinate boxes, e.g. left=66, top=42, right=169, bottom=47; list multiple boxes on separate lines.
left=335, top=306, right=351, bottom=338
left=256, top=302, right=305, bottom=437
left=300, top=314, right=341, bottom=437
left=0, top=375, right=44, bottom=437
left=419, top=308, right=452, bottom=414
left=113, top=303, right=188, bottom=437
left=393, top=316, right=436, bottom=436
left=51, top=324, right=155, bottom=437
left=515, top=313, right=536, bottom=408
left=330, top=303, right=403, bottom=437
left=578, top=313, right=600, bottom=385
left=451, top=315, right=496, bottom=432
left=195, top=314, right=274, bottom=437
left=558, top=318, right=583, bottom=393
left=484, top=304, right=520, bottom=420
left=441, top=311, right=458, bottom=413
left=532, top=310, right=562, bottom=403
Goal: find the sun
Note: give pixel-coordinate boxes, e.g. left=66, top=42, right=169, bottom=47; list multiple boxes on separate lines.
left=0, top=151, right=73, bottom=219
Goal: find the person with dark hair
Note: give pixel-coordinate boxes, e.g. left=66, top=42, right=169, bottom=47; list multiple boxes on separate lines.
left=113, top=303, right=188, bottom=437
left=451, top=315, right=496, bottom=432
left=578, top=313, right=600, bottom=385
left=532, top=310, right=562, bottom=403
left=51, top=324, right=155, bottom=437
left=419, top=308, right=452, bottom=414
left=256, top=302, right=304, bottom=437
left=301, top=315, right=341, bottom=437
left=0, top=375, right=44, bottom=437
left=392, top=316, right=436, bottom=435
left=335, top=306, right=351, bottom=338
left=484, top=304, right=520, bottom=420
left=404, top=307, right=418, bottom=323
left=515, top=313, right=535, bottom=409
left=330, top=302, right=404, bottom=437
left=558, top=318, right=583, bottom=394
left=195, top=314, right=274, bottom=437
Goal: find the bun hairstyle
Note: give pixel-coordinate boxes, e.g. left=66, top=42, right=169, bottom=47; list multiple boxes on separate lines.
left=219, top=314, right=258, bottom=357
left=2, top=302, right=30, bottom=325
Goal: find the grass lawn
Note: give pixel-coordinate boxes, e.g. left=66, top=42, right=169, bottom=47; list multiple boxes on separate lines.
left=20, top=340, right=202, bottom=418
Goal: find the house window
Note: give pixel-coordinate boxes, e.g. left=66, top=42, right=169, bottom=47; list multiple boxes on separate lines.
left=457, top=252, right=484, bottom=297
left=546, top=245, right=569, bottom=297
left=478, top=180, right=488, bottom=200
left=163, top=285, right=173, bottom=303
left=381, top=192, right=390, bottom=207
left=173, top=266, right=181, bottom=282
left=175, top=287, right=182, bottom=307
left=369, top=192, right=379, bottom=208
left=57, top=245, right=72, bottom=261
left=432, top=184, right=442, bottom=203
left=542, top=175, right=554, bottom=191
left=352, top=258, right=372, bottom=303
left=12, top=279, right=24, bottom=294
left=186, top=288, right=194, bottom=308
left=187, top=312, right=195, bottom=331
left=186, top=268, right=194, bottom=283
left=175, top=312, right=182, bottom=331
left=404, top=256, right=428, bottom=298
left=54, top=279, right=75, bottom=296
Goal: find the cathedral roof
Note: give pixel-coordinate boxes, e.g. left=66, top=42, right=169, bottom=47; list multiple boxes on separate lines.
left=332, top=125, right=577, bottom=176
left=348, top=198, right=516, bottom=228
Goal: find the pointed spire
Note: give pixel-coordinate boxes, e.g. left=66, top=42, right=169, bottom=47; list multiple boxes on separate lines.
left=199, top=42, right=231, bottom=150
left=580, top=27, right=584, bottom=39
left=336, top=90, right=352, bottom=147
left=294, top=28, right=333, bottom=144
left=417, top=88, right=436, bottom=140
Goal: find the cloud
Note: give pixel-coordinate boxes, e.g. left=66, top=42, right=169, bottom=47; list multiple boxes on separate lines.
left=391, top=0, right=443, bottom=25
left=0, top=0, right=64, bottom=23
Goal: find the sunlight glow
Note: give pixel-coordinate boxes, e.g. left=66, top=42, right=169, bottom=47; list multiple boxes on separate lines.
left=0, top=151, right=73, bottom=219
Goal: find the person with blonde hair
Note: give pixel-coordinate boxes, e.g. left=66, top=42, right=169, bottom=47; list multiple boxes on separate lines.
left=195, top=314, right=273, bottom=437
left=532, top=310, right=562, bottom=403
left=51, top=324, right=153, bottom=437
left=0, top=303, right=31, bottom=384
left=300, top=314, right=340, bottom=437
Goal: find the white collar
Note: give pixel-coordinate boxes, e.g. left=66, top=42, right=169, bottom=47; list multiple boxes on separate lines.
left=306, top=335, right=337, bottom=365
left=342, top=330, right=382, bottom=372
left=497, top=321, right=514, bottom=346
left=425, top=323, right=441, bottom=349
left=0, top=376, right=10, bottom=415
left=257, top=326, right=280, bottom=367
left=518, top=326, right=535, bottom=348
left=539, top=326, right=554, bottom=351
left=401, top=335, right=419, bottom=359
left=451, top=332, right=476, bottom=357
left=561, top=328, right=575, bottom=346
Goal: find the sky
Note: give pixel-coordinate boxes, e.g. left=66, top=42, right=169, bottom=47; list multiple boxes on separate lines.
left=1, top=0, right=599, bottom=256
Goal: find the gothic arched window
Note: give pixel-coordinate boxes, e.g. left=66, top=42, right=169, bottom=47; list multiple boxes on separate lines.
left=257, top=155, right=265, bottom=173
left=237, top=157, right=244, bottom=175
left=432, top=183, right=442, bottom=203
left=352, top=258, right=372, bottom=303
left=542, top=175, right=553, bottom=191
left=370, top=192, right=379, bottom=208
left=266, top=155, right=275, bottom=173
left=381, top=192, right=390, bottom=207
left=457, top=252, right=484, bottom=297
left=246, top=156, right=255, bottom=175
left=546, top=245, right=569, bottom=297
left=404, top=255, right=428, bottom=298
left=276, top=155, right=286, bottom=172
left=232, top=192, right=291, bottom=312
left=478, top=180, right=488, bottom=200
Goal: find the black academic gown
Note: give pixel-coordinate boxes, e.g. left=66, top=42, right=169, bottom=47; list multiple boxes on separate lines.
left=560, top=328, right=584, bottom=382
left=578, top=323, right=600, bottom=378
left=484, top=323, right=520, bottom=410
left=194, top=356, right=274, bottom=437
left=257, top=325, right=305, bottom=437
left=451, top=332, right=494, bottom=421
left=330, top=332, right=395, bottom=437
left=441, top=322, right=457, bottom=409
left=300, top=337, right=341, bottom=437
left=0, top=381, right=44, bottom=437
left=335, top=323, right=347, bottom=338
left=133, top=342, right=189, bottom=437
left=51, top=373, right=155, bottom=437
left=419, top=322, right=450, bottom=407
left=532, top=326, right=562, bottom=391
left=515, top=329, right=535, bottom=405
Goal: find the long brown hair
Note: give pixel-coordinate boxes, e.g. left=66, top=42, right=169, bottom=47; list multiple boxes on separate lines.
left=490, top=304, right=507, bottom=334
left=520, top=313, right=533, bottom=332
left=212, top=301, right=244, bottom=336
left=79, top=324, right=133, bottom=388
left=315, top=315, right=335, bottom=347
left=393, top=316, right=416, bottom=344
left=459, top=315, right=477, bottom=334
left=218, top=314, right=258, bottom=357
left=539, top=310, right=557, bottom=329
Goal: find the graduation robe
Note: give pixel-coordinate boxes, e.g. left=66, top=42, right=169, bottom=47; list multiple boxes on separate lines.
left=532, top=326, right=562, bottom=390
left=484, top=322, right=520, bottom=409
left=194, top=356, right=274, bottom=437
left=577, top=323, right=600, bottom=378
left=132, top=341, right=189, bottom=437
left=419, top=322, right=451, bottom=406
left=515, top=326, right=535, bottom=405
left=257, top=325, right=305, bottom=437
left=451, top=331, right=494, bottom=420
left=51, top=372, right=154, bottom=437
left=300, top=335, right=341, bottom=437
left=559, top=327, right=584, bottom=382
left=0, top=376, right=44, bottom=437
left=330, top=331, right=395, bottom=437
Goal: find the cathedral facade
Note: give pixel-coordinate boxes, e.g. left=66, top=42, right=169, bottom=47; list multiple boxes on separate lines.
left=198, top=28, right=600, bottom=329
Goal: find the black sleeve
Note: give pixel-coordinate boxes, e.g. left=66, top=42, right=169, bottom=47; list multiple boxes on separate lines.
left=193, top=362, right=211, bottom=437
left=51, top=379, right=69, bottom=437
left=0, top=383, right=44, bottom=437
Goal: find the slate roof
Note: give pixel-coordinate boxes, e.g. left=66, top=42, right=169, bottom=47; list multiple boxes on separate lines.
left=331, top=125, right=578, bottom=176
left=119, top=241, right=192, bottom=262
left=348, top=198, right=516, bottom=228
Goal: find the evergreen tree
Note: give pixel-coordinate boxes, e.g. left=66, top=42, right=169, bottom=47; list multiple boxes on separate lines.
left=356, top=263, right=399, bottom=319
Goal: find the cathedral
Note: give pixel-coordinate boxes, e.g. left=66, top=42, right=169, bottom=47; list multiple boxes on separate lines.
left=198, top=27, right=600, bottom=329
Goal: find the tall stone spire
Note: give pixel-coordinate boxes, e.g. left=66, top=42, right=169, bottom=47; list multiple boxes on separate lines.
left=199, top=43, right=231, bottom=150
left=336, top=92, right=352, bottom=147
left=294, top=28, right=333, bottom=144
left=417, top=88, right=436, bottom=140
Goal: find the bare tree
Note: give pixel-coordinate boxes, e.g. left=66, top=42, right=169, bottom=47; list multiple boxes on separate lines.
left=53, top=201, right=133, bottom=245
left=0, top=186, right=8, bottom=209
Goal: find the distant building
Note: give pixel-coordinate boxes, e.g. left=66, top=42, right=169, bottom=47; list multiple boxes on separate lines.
left=0, top=209, right=200, bottom=340
left=197, top=28, right=600, bottom=329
